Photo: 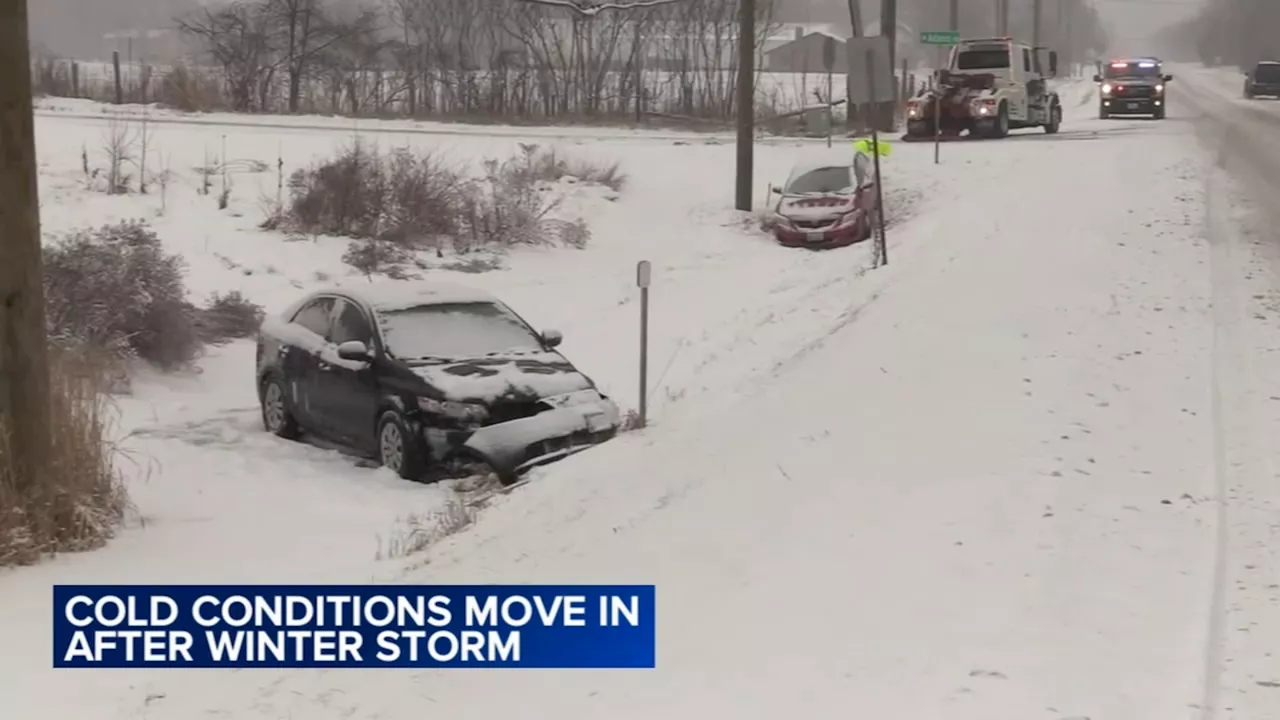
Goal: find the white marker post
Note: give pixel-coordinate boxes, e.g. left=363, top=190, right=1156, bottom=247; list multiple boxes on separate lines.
left=636, top=260, right=651, bottom=429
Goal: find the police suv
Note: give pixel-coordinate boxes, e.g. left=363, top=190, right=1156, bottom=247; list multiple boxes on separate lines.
left=1094, top=58, right=1173, bottom=120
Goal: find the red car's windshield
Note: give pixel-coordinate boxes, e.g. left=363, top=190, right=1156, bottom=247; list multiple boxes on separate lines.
left=785, top=166, right=853, bottom=195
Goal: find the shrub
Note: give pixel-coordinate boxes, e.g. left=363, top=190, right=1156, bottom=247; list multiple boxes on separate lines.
left=0, top=347, right=128, bottom=566
left=155, top=64, right=224, bottom=112
left=341, top=239, right=414, bottom=275
left=42, top=220, right=201, bottom=369
left=521, top=145, right=627, bottom=191
left=456, top=146, right=594, bottom=250
left=195, top=291, right=265, bottom=344
left=284, top=142, right=601, bottom=256
left=287, top=141, right=463, bottom=245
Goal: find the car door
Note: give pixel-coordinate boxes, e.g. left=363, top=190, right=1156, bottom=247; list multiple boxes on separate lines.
left=282, top=296, right=337, bottom=429
left=313, top=298, right=383, bottom=453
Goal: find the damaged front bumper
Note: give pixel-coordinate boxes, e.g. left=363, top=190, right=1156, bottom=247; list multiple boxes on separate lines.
left=426, top=389, right=621, bottom=482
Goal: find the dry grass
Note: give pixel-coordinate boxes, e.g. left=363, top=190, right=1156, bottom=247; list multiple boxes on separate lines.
left=376, top=495, right=476, bottom=561
left=0, top=347, right=129, bottom=567
left=525, top=146, right=628, bottom=192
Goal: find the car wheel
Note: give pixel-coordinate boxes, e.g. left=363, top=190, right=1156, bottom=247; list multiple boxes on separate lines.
left=994, top=103, right=1010, bottom=138
left=261, top=376, right=301, bottom=439
left=376, top=410, right=428, bottom=481
left=1153, top=107, right=1165, bottom=120
left=1044, top=104, right=1061, bottom=134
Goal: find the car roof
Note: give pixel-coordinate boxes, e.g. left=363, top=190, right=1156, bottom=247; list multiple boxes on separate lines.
left=1258, top=61, right=1280, bottom=65
left=299, top=280, right=498, bottom=315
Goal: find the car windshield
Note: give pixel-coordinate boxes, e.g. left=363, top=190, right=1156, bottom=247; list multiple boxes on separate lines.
left=955, top=48, right=1010, bottom=70
left=1256, top=64, right=1280, bottom=82
left=378, top=302, right=543, bottom=359
left=786, top=165, right=853, bottom=194
left=1104, top=62, right=1161, bottom=79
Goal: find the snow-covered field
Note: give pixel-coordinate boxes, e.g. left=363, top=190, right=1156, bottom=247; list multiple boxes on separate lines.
left=5, top=74, right=1280, bottom=718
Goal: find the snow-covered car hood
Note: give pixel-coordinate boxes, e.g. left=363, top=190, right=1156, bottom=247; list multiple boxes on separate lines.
left=779, top=194, right=856, bottom=221
left=406, top=349, right=595, bottom=404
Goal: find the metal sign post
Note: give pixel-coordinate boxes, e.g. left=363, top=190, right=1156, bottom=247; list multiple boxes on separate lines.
left=866, top=49, right=888, bottom=267
left=920, top=31, right=958, bottom=164
left=934, top=78, right=942, bottom=164
left=636, top=260, right=651, bottom=429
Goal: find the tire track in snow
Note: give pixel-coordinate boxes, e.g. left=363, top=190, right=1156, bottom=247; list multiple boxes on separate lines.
left=1188, top=70, right=1280, bottom=720
left=1202, top=154, right=1235, bottom=720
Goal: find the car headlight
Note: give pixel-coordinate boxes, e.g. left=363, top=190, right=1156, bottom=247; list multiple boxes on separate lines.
left=771, top=212, right=791, bottom=228
left=1154, top=83, right=1163, bottom=93
left=1101, top=83, right=1112, bottom=94
left=417, top=396, right=488, bottom=422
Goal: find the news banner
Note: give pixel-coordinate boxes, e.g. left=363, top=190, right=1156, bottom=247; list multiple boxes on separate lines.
left=53, top=585, right=655, bottom=668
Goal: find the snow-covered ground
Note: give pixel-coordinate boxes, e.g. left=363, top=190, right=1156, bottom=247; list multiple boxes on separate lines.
left=1176, top=66, right=1280, bottom=720
left=6, top=75, right=1280, bottom=718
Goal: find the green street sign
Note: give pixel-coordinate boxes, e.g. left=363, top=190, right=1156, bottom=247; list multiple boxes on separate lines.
left=921, top=30, right=960, bottom=45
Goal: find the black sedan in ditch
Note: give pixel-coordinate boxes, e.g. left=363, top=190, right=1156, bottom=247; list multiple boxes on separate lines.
left=255, top=281, right=620, bottom=483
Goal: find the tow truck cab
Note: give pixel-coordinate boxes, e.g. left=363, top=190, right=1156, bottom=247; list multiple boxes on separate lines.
left=1094, top=57, right=1173, bottom=119
left=927, top=37, right=1061, bottom=134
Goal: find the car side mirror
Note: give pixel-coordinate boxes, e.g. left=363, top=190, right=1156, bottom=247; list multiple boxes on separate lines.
left=1092, top=74, right=1102, bottom=83
left=541, top=329, right=563, bottom=348
left=1162, top=74, right=1173, bottom=82
left=336, top=340, right=371, bottom=362
left=770, top=186, right=782, bottom=194
left=1048, top=51, right=1058, bottom=77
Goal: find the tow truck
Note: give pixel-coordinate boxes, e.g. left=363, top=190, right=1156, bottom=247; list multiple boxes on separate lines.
left=903, top=36, right=1061, bottom=141
left=1094, top=57, right=1172, bottom=119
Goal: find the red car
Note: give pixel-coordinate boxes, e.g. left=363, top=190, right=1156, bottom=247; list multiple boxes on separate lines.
left=767, top=151, right=880, bottom=250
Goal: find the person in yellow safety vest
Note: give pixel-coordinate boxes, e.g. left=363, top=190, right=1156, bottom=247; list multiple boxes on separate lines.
left=852, top=137, right=892, bottom=157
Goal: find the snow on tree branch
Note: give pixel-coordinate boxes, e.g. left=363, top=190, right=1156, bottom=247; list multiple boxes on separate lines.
left=513, top=0, right=683, bottom=17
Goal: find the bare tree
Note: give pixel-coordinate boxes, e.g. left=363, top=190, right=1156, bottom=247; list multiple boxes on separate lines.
left=101, top=115, right=136, bottom=195
left=264, top=0, right=378, bottom=112
left=178, top=2, right=279, bottom=112
left=136, top=111, right=152, bottom=194
left=515, top=0, right=682, bottom=16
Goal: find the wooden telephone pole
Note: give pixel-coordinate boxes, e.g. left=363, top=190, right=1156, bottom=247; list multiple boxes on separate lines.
left=733, top=0, right=754, bottom=211
left=0, top=0, right=52, bottom=491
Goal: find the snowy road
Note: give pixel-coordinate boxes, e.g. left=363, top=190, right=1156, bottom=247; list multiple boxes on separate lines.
left=1176, top=67, right=1280, bottom=720
left=6, top=75, right=1280, bottom=718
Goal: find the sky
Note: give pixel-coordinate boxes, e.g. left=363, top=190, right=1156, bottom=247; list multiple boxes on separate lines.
left=1086, top=0, right=1205, bottom=53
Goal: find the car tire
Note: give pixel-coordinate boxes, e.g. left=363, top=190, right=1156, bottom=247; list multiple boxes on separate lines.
left=906, top=119, right=933, bottom=138
left=376, top=410, right=428, bottom=481
left=261, top=375, right=301, bottom=440
left=1098, top=105, right=1109, bottom=119
left=992, top=102, right=1010, bottom=138
left=1153, top=107, right=1165, bottom=120
left=1044, top=104, right=1062, bottom=134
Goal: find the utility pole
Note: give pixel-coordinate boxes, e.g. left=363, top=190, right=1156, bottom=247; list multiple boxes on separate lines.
left=0, top=0, right=52, bottom=492
left=949, top=0, right=959, bottom=32
left=846, top=0, right=862, bottom=36
left=846, top=0, right=862, bottom=131
left=1032, top=0, right=1042, bottom=48
left=881, top=0, right=897, bottom=71
left=997, top=0, right=1009, bottom=35
left=734, top=0, right=754, bottom=211
left=879, top=0, right=897, bottom=131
